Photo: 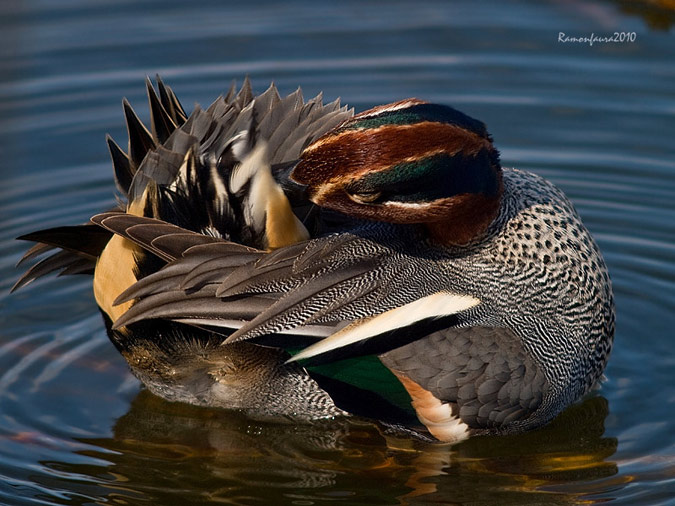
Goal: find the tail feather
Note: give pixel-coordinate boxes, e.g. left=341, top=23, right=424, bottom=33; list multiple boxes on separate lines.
left=12, top=249, right=95, bottom=292
left=17, top=224, right=112, bottom=259
left=59, top=257, right=97, bottom=276
left=13, top=223, right=114, bottom=291
left=16, top=242, right=59, bottom=266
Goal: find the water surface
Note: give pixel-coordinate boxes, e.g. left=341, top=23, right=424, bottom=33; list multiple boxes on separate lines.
left=1, top=1, right=674, bottom=504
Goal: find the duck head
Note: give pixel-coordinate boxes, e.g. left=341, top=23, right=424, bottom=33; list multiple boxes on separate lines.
left=291, top=99, right=503, bottom=246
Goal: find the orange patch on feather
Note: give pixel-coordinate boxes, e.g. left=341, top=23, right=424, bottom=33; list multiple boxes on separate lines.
left=391, top=370, right=469, bottom=443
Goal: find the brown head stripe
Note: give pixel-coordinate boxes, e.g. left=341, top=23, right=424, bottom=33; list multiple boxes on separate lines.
left=295, top=121, right=494, bottom=186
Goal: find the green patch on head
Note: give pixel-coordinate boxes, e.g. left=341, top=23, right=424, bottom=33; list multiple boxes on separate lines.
left=349, top=152, right=498, bottom=204
left=344, top=103, right=490, bottom=138
left=347, top=111, right=430, bottom=131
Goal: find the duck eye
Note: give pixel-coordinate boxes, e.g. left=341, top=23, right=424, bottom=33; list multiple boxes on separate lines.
left=349, top=190, right=382, bottom=204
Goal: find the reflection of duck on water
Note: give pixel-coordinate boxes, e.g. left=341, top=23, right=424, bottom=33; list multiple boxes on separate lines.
left=14, top=77, right=614, bottom=443
left=84, top=392, right=616, bottom=504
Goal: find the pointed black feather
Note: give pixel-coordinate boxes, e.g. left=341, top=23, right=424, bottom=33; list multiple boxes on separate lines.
left=16, top=242, right=57, bottom=266
left=58, top=258, right=96, bottom=276
left=12, top=250, right=87, bottom=291
left=146, top=78, right=178, bottom=143
left=123, top=98, right=156, bottom=167
left=106, top=135, right=134, bottom=196
left=17, top=224, right=112, bottom=259
left=156, top=75, right=187, bottom=124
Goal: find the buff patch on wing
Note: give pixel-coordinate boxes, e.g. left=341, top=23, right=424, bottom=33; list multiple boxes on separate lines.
left=230, top=141, right=309, bottom=250
left=93, top=192, right=148, bottom=323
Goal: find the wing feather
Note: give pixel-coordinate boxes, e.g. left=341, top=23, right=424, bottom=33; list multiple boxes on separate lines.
left=114, top=242, right=264, bottom=305
left=113, top=288, right=275, bottom=329
left=91, top=212, right=231, bottom=262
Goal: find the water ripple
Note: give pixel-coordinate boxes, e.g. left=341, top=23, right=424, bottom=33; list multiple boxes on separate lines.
left=1, top=0, right=674, bottom=504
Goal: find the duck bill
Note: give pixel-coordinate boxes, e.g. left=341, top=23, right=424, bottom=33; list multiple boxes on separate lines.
left=272, top=161, right=310, bottom=202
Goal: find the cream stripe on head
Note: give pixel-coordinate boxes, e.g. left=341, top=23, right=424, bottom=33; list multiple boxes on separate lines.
left=353, top=98, right=428, bottom=120
left=288, top=292, right=480, bottom=363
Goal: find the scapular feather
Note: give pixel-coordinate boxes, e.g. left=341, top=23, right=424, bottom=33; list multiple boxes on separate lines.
left=106, top=135, right=134, bottom=196
left=155, top=75, right=187, bottom=123
left=123, top=98, right=156, bottom=168
left=146, top=77, right=178, bottom=144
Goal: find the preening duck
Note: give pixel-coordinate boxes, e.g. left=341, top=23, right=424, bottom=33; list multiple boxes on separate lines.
left=14, top=77, right=614, bottom=442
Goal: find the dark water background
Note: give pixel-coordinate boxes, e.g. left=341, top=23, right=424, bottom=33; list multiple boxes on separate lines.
left=1, top=1, right=674, bottom=504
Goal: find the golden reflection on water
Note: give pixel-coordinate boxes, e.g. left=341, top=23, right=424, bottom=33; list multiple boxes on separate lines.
left=66, top=391, right=618, bottom=505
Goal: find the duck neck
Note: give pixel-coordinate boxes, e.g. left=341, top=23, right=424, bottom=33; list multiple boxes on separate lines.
left=425, top=168, right=503, bottom=247
left=426, top=195, right=501, bottom=246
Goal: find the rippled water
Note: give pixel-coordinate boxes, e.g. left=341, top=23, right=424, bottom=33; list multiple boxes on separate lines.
left=1, top=1, right=674, bottom=504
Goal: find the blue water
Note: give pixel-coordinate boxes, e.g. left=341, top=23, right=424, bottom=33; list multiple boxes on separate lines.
left=1, top=1, right=674, bottom=504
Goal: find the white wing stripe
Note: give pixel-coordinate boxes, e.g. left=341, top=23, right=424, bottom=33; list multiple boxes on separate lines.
left=288, top=292, right=480, bottom=362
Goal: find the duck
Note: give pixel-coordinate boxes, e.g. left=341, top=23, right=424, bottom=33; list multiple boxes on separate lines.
left=14, top=77, right=615, bottom=443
